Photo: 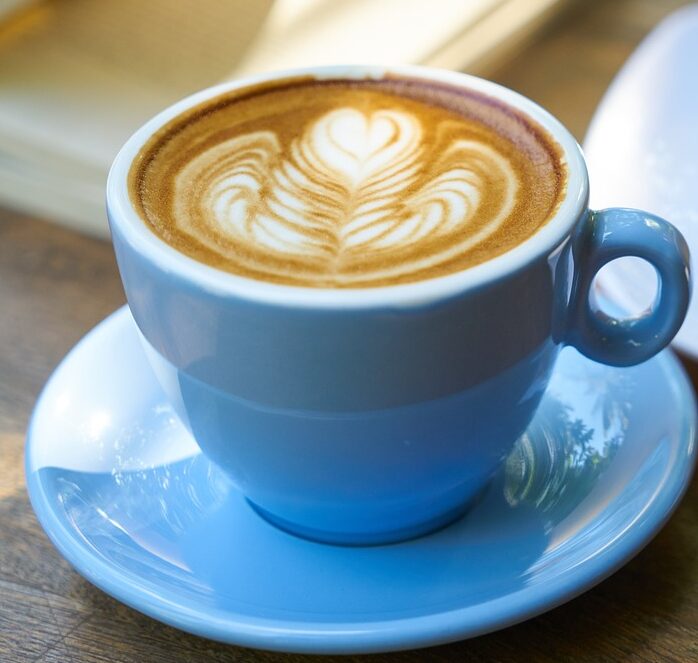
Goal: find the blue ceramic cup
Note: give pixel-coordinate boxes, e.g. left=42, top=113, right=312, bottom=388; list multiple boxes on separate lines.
left=107, top=66, right=691, bottom=545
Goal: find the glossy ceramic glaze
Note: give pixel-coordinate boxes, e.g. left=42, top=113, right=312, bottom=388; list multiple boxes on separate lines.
left=584, top=5, right=698, bottom=359
left=26, top=308, right=697, bottom=653
left=106, top=65, right=690, bottom=544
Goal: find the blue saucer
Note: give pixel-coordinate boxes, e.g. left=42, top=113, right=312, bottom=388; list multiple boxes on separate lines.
left=26, top=307, right=697, bottom=654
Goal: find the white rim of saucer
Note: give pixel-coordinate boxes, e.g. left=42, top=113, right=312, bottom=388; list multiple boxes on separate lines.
left=106, top=64, right=589, bottom=310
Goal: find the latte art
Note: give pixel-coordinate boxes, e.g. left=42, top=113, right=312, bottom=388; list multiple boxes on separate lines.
left=131, top=77, right=566, bottom=287
left=173, top=107, right=518, bottom=284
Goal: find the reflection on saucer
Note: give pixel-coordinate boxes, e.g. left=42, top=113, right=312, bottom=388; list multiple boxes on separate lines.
left=505, top=369, right=635, bottom=530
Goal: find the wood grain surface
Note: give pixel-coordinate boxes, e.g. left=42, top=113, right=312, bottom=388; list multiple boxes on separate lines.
left=1, top=1, right=697, bottom=661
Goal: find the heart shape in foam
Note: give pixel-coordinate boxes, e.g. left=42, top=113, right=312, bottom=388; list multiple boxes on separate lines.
left=311, top=109, right=420, bottom=184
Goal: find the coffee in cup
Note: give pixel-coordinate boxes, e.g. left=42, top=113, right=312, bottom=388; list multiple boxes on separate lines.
left=129, top=75, right=567, bottom=288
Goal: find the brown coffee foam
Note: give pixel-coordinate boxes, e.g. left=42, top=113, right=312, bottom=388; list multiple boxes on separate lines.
left=129, top=76, right=567, bottom=288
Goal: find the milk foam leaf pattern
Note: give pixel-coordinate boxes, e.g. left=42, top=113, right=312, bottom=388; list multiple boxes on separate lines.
left=172, top=107, right=520, bottom=286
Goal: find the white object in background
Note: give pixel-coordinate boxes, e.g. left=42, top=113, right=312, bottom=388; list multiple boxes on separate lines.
left=584, top=4, right=698, bottom=358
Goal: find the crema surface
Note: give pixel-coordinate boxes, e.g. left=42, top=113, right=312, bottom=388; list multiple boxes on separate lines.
left=129, top=76, right=567, bottom=288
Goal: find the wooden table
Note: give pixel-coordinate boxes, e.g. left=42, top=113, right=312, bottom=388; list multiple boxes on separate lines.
left=2, top=1, right=697, bottom=661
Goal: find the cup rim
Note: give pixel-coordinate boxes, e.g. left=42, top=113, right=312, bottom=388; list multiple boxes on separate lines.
left=106, top=64, right=589, bottom=309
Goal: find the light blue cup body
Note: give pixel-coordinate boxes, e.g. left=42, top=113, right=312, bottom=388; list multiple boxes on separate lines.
left=107, top=66, right=691, bottom=545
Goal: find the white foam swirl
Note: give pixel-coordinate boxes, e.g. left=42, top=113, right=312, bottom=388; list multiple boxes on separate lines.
left=172, top=107, right=519, bottom=285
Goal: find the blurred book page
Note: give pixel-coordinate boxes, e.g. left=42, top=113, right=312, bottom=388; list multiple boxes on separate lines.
left=0, top=0, right=272, bottom=234
left=232, top=0, right=500, bottom=75
left=0, top=0, right=273, bottom=158
left=231, top=0, right=564, bottom=76
left=34, top=0, right=272, bottom=92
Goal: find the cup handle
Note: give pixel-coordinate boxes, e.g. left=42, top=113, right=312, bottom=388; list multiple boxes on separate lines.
left=565, top=207, right=691, bottom=366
